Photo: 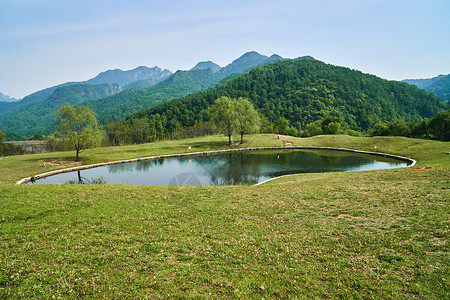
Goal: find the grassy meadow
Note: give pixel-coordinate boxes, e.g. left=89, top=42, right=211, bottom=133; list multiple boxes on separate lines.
left=0, top=134, right=449, bottom=298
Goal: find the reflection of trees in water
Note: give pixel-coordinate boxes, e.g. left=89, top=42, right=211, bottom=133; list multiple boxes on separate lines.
left=107, top=158, right=165, bottom=173
left=193, top=153, right=262, bottom=185
left=66, top=170, right=106, bottom=184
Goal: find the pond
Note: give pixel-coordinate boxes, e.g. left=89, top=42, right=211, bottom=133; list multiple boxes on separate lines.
left=28, top=149, right=410, bottom=186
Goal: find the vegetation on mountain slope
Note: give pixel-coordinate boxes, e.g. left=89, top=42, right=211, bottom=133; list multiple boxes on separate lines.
left=130, top=59, right=447, bottom=137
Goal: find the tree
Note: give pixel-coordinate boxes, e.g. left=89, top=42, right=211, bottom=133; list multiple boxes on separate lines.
left=56, top=105, right=102, bottom=161
left=209, top=96, right=237, bottom=145
left=427, top=110, right=450, bottom=141
left=275, top=117, right=290, bottom=135
left=0, top=129, right=5, bottom=143
left=235, top=97, right=260, bottom=143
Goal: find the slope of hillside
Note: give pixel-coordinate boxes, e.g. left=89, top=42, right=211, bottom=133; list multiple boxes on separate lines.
left=131, top=59, right=447, bottom=132
left=403, top=74, right=450, bottom=101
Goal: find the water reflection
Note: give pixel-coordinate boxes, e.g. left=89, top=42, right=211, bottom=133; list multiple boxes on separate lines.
left=66, top=170, right=106, bottom=184
left=30, top=149, right=408, bottom=186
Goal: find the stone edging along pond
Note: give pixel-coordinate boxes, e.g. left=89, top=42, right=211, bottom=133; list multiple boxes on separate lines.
left=16, top=146, right=416, bottom=185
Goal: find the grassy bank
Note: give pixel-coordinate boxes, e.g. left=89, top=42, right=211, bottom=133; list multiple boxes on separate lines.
left=1, top=135, right=449, bottom=298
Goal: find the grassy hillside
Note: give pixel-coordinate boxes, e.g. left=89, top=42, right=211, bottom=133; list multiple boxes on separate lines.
left=0, top=135, right=448, bottom=298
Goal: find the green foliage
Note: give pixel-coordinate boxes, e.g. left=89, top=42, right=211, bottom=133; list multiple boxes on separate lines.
left=0, top=129, right=5, bottom=143
left=370, top=120, right=411, bottom=137
left=234, top=98, right=260, bottom=143
left=209, top=96, right=238, bottom=144
left=321, top=116, right=349, bottom=134
left=427, top=109, right=450, bottom=141
left=208, top=97, right=260, bottom=144
left=56, top=105, right=102, bottom=160
left=0, top=143, right=24, bottom=156
left=0, top=129, right=24, bottom=156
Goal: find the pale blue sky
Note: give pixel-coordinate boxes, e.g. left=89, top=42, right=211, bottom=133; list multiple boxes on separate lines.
left=0, top=0, right=449, bottom=98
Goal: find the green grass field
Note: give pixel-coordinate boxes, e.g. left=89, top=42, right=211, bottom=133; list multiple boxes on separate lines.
left=1, top=134, right=449, bottom=298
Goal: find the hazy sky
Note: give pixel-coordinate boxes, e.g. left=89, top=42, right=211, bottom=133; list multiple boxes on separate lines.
left=1, top=0, right=449, bottom=99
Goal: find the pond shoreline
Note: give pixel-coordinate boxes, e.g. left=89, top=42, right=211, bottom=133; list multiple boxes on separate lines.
left=16, top=146, right=416, bottom=185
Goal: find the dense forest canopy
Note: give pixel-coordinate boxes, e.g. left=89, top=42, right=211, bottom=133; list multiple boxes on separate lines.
left=130, top=59, right=448, bottom=132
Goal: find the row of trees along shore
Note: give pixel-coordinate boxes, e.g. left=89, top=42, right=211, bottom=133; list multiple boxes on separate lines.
left=1, top=103, right=449, bottom=159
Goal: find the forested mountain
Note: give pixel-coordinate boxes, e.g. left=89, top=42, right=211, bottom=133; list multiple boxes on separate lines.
left=0, top=84, right=122, bottom=137
left=130, top=59, right=447, bottom=133
left=403, top=74, right=450, bottom=101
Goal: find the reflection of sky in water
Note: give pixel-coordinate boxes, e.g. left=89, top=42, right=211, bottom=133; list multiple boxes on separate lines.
left=30, top=150, right=408, bottom=186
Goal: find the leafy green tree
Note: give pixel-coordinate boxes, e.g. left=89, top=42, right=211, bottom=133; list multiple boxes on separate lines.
left=386, top=120, right=411, bottom=137
left=275, top=117, right=290, bottom=135
left=303, top=120, right=323, bottom=137
left=321, top=116, right=349, bottom=134
left=235, top=97, right=260, bottom=144
left=0, top=129, right=5, bottom=143
left=427, top=110, right=450, bottom=141
left=56, top=105, right=102, bottom=161
left=209, top=96, right=237, bottom=145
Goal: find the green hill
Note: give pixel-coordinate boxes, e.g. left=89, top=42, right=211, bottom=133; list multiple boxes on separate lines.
left=130, top=59, right=447, bottom=132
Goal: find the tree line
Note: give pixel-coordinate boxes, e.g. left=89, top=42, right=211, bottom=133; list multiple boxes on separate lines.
left=1, top=104, right=449, bottom=159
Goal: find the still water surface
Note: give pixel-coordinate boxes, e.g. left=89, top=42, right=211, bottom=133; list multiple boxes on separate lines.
left=30, top=149, right=408, bottom=186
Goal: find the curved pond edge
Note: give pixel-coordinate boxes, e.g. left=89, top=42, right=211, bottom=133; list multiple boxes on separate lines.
left=16, top=146, right=416, bottom=185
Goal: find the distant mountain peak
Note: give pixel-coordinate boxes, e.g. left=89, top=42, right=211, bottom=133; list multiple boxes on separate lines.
left=86, top=66, right=172, bottom=86
left=191, top=61, right=221, bottom=72
left=219, top=51, right=283, bottom=76
left=0, top=92, right=19, bottom=102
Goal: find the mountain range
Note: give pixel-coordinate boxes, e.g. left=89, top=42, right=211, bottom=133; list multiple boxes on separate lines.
left=0, top=52, right=293, bottom=137
left=0, top=51, right=447, bottom=139
left=402, top=74, right=450, bottom=101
